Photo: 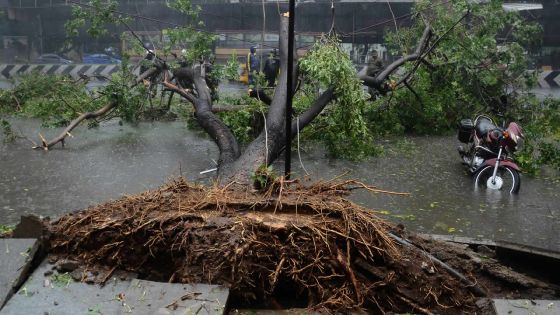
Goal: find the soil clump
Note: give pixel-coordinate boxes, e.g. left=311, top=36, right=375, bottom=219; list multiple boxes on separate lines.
left=47, top=178, right=559, bottom=314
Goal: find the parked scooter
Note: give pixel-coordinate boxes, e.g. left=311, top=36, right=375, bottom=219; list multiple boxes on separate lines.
left=457, top=115, right=524, bottom=193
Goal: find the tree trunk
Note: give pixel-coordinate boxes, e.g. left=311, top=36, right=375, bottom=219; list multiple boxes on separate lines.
left=206, top=16, right=336, bottom=185
left=170, top=14, right=432, bottom=186
left=164, top=67, right=241, bottom=167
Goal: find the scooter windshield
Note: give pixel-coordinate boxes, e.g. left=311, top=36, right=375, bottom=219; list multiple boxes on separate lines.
left=475, top=117, right=496, bottom=137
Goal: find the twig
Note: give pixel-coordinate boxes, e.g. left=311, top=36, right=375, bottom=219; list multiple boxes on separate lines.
left=11, top=92, right=22, bottom=111
left=387, top=0, right=401, bottom=45
left=269, top=257, right=285, bottom=288
left=336, top=247, right=362, bottom=303
left=56, top=95, right=81, bottom=115
left=330, top=180, right=410, bottom=196
left=100, top=266, right=117, bottom=287
left=397, top=294, right=435, bottom=315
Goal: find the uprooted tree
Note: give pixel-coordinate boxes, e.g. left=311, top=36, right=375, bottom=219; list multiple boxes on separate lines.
left=18, top=1, right=560, bottom=313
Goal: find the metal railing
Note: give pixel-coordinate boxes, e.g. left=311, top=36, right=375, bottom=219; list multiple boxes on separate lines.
left=5, top=0, right=171, bottom=8
left=4, top=0, right=390, bottom=8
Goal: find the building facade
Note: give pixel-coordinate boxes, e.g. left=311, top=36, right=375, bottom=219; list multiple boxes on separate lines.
left=0, top=0, right=557, bottom=68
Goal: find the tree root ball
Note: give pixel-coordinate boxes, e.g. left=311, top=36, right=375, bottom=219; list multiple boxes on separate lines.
left=47, top=178, right=558, bottom=314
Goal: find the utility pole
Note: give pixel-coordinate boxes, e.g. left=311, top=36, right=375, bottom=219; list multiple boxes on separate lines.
left=284, top=0, right=295, bottom=178
left=38, top=14, right=44, bottom=55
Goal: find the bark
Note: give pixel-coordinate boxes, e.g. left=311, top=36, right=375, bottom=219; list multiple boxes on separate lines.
left=35, top=68, right=160, bottom=150
left=291, top=88, right=334, bottom=135
left=218, top=14, right=292, bottom=184
left=249, top=89, right=273, bottom=106
left=164, top=66, right=241, bottom=167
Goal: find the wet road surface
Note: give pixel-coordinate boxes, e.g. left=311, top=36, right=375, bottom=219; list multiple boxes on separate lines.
left=1, top=119, right=558, bottom=251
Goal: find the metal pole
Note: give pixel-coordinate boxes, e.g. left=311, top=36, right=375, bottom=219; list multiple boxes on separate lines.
left=285, top=0, right=295, bottom=178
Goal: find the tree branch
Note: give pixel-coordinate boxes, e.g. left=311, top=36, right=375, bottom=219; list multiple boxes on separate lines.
left=420, top=59, right=436, bottom=71
left=404, top=81, right=423, bottom=108
left=34, top=67, right=160, bottom=150
left=359, top=25, right=432, bottom=92
left=291, top=88, right=335, bottom=135
left=170, top=65, right=241, bottom=166
left=395, top=12, right=468, bottom=88
left=264, top=13, right=291, bottom=132
left=162, top=71, right=196, bottom=103
left=249, top=89, right=272, bottom=106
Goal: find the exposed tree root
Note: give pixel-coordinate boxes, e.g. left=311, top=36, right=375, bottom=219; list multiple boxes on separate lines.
left=47, top=178, right=558, bottom=313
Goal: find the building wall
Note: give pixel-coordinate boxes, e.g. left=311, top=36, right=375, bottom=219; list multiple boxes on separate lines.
left=1, top=0, right=559, bottom=67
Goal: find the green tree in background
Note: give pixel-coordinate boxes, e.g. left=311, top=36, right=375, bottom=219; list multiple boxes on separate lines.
left=373, top=0, right=542, bottom=134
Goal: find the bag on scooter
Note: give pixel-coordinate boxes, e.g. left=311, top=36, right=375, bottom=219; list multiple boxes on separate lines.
left=458, top=119, right=474, bottom=143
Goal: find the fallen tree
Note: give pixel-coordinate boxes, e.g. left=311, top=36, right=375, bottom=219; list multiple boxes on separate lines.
left=158, top=13, right=434, bottom=184
left=31, top=3, right=560, bottom=313
left=21, top=0, right=554, bottom=173
left=33, top=0, right=437, bottom=181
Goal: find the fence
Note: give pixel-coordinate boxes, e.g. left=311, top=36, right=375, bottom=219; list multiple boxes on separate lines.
left=0, top=64, right=120, bottom=82
left=1, top=63, right=560, bottom=89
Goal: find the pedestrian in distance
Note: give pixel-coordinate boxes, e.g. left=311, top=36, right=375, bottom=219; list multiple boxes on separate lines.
left=366, top=50, right=383, bottom=78
left=263, top=49, right=280, bottom=87
left=366, top=50, right=385, bottom=98
left=247, top=45, right=261, bottom=86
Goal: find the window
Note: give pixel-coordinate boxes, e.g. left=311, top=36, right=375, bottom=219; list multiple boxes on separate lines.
left=298, top=35, right=315, bottom=43
left=264, top=34, right=279, bottom=42
left=245, top=34, right=262, bottom=42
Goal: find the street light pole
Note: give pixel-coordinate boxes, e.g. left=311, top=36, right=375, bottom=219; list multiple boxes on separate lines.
left=285, top=0, right=295, bottom=179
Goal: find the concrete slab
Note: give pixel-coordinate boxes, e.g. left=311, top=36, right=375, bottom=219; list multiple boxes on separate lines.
left=493, top=299, right=559, bottom=315
left=425, top=234, right=560, bottom=260
left=0, top=260, right=229, bottom=315
left=0, top=239, right=40, bottom=309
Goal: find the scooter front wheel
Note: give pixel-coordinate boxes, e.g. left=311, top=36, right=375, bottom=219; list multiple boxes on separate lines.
left=474, top=165, right=520, bottom=194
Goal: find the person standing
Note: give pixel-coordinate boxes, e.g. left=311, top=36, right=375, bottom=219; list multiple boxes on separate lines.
left=366, top=50, right=384, bottom=78
left=263, top=49, right=280, bottom=87
left=247, top=45, right=261, bottom=86
left=366, top=50, right=384, bottom=98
